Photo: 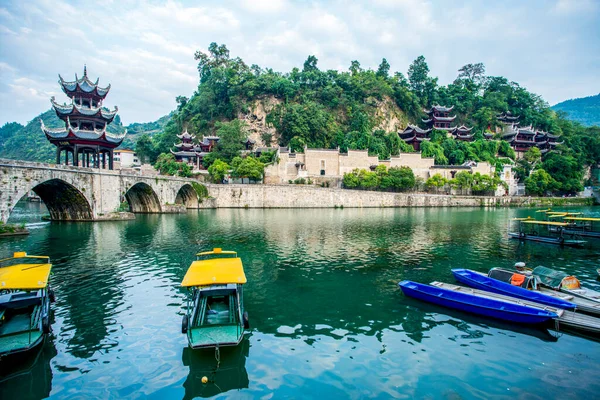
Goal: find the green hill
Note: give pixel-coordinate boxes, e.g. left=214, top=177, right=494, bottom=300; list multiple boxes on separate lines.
left=552, top=94, right=600, bottom=127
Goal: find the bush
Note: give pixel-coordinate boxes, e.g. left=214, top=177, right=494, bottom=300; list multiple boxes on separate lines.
left=207, top=159, right=230, bottom=183
left=154, top=153, right=192, bottom=177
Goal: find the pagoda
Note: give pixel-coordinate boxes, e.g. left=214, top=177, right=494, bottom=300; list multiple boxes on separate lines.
left=496, top=111, right=520, bottom=125
left=41, top=67, right=125, bottom=169
left=398, top=125, right=432, bottom=151
left=171, top=130, right=220, bottom=169
left=423, top=105, right=457, bottom=131
left=450, top=125, right=474, bottom=141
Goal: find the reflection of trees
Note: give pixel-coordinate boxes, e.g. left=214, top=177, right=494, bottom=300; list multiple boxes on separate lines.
left=52, top=222, right=127, bottom=359
left=0, top=339, right=57, bottom=399
left=182, top=338, right=249, bottom=399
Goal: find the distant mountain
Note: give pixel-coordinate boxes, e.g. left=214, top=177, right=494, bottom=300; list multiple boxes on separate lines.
left=0, top=110, right=170, bottom=162
left=552, top=94, right=600, bottom=127
left=119, top=112, right=172, bottom=149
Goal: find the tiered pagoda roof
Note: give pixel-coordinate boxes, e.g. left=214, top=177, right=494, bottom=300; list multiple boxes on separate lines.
left=58, top=66, right=111, bottom=100
left=42, top=67, right=125, bottom=163
left=41, top=119, right=125, bottom=146
left=451, top=125, right=474, bottom=141
left=398, top=125, right=432, bottom=151
left=51, top=97, right=117, bottom=124
left=171, top=131, right=220, bottom=163
left=497, top=111, right=520, bottom=124
left=422, top=105, right=457, bottom=131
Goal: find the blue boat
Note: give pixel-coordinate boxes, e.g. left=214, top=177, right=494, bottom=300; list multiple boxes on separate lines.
left=398, top=281, right=558, bottom=324
left=452, top=269, right=577, bottom=311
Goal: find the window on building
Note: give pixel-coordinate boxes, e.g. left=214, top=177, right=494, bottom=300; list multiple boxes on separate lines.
left=320, top=160, right=326, bottom=175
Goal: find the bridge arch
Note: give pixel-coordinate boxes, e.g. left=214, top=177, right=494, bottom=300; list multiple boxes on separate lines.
left=175, top=184, right=199, bottom=209
left=32, top=179, right=93, bottom=221
left=125, top=182, right=162, bottom=213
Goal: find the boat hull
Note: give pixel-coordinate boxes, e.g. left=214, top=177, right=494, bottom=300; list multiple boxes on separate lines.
left=399, top=281, right=557, bottom=324
left=452, top=269, right=577, bottom=310
left=431, top=282, right=600, bottom=338
left=508, top=232, right=586, bottom=247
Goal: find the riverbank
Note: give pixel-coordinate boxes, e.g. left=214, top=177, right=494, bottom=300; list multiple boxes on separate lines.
left=200, top=184, right=596, bottom=209
left=0, top=222, right=29, bottom=237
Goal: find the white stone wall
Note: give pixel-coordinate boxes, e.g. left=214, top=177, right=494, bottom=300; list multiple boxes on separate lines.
left=199, top=184, right=549, bottom=209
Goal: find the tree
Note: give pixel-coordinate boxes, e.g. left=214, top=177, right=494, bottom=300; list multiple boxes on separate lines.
left=232, top=156, right=265, bottom=182
left=135, top=134, right=158, bottom=164
left=376, top=58, right=390, bottom=78
left=154, top=153, right=192, bottom=177
left=175, top=96, right=188, bottom=111
left=457, top=63, right=485, bottom=83
left=212, top=120, right=247, bottom=163
left=408, top=55, right=432, bottom=104
left=380, top=166, right=415, bottom=191
left=349, top=60, right=362, bottom=75
left=207, top=159, right=230, bottom=183
left=303, top=55, right=319, bottom=72
left=525, top=169, right=559, bottom=196
left=343, top=169, right=361, bottom=189
left=425, top=174, right=448, bottom=192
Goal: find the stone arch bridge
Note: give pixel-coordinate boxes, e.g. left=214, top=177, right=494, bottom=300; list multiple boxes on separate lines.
left=0, top=159, right=209, bottom=223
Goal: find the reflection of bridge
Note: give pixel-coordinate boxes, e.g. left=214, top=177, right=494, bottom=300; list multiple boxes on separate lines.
left=0, top=159, right=206, bottom=223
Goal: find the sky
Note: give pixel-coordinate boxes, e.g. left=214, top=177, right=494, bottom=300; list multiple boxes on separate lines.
left=0, top=0, right=599, bottom=126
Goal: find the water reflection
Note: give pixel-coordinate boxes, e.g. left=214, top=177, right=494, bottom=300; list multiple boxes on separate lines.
left=0, top=339, right=57, bottom=400
left=182, top=339, right=250, bottom=399
left=0, top=204, right=599, bottom=399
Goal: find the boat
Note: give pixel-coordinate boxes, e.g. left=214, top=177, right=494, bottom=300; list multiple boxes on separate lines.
left=451, top=269, right=577, bottom=310
left=508, top=219, right=586, bottom=247
left=562, top=217, right=600, bottom=238
left=398, top=280, right=557, bottom=324
left=431, top=282, right=600, bottom=337
left=181, top=248, right=249, bottom=349
left=491, top=266, right=600, bottom=316
left=0, top=252, right=54, bottom=358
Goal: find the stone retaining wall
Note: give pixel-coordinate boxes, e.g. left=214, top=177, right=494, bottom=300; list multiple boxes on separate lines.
left=200, top=184, right=593, bottom=208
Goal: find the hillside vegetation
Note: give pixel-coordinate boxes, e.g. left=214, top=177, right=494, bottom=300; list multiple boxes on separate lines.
left=137, top=44, right=599, bottom=194
left=1, top=43, right=598, bottom=195
left=552, top=94, right=600, bottom=127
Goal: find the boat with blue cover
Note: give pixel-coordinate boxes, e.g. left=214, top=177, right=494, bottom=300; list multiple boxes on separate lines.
left=398, top=280, right=558, bottom=324
left=452, top=269, right=577, bottom=311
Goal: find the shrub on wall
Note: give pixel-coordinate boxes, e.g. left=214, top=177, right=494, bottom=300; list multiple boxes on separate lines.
left=342, top=165, right=416, bottom=192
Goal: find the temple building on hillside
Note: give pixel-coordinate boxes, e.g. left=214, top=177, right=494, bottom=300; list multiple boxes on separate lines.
left=503, top=126, right=562, bottom=156
left=423, top=105, right=457, bottom=131
left=398, top=125, right=432, bottom=151
left=171, top=130, right=220, bottom=169
left=451, top=125, right=475, bottom=141
left=497, top=111, right=520, bottom=126
left=41, top=66, right=125, bottom=169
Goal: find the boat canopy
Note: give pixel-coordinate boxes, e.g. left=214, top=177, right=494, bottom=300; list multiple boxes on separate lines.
left=535, top=209, right=551, bottom=213
left=182, top=257, right=247, bottom=287
left=0, top=263, right=52, bottom=290
left=563, top=217, right=600, bottom=222
left=533, top=266, right=580, bottom=290
left=520, top=220, right=569, bottom=226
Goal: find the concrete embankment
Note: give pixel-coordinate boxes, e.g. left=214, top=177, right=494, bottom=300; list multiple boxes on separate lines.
left=200, top=184, right=595, bottom=209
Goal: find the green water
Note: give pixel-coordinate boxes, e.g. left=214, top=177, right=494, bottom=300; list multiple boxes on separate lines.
left=1, top=203, right=599, bottom=399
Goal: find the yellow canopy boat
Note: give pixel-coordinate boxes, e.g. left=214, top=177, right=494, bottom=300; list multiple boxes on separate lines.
left=0, top=252, right=54, bottom=358
left=181, top=249, right=249, bottom=349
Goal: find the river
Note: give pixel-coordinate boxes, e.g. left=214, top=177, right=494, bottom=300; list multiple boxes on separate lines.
left=1, top=202, right=599, bottom=399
